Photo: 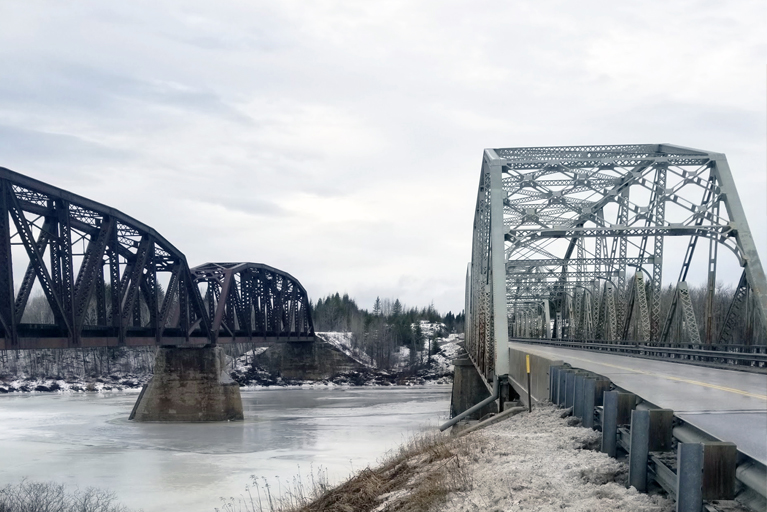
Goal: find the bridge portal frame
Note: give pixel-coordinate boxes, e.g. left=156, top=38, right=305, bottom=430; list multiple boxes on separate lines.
left=466, top=144, right=767, bottom=384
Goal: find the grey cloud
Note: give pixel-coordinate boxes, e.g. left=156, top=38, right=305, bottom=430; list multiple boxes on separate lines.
left=0, top=124, right=132, bottom=164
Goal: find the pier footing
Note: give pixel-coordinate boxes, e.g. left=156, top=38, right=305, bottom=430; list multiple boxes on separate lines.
left=130, top=346, right=244, bottom=422
left=450, top=359, right=497, bottom=420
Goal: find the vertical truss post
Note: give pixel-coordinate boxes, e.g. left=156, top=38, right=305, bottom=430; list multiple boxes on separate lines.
left=650, top=164, right=667, bottom=341
left=54, top=199, right=76, bottom=344
left=141, top=241, right=157, bottom=332
left=605, top=282, right=617, bottom=340
left=487, top=151, right=509, bottom=378
left=0, top=180, right=16, bottom=346
left=704, top=203, right=720, bottom=344
left=95, top=262, right=107, bottom=327
left=107, top=227, right=122, bottom=344
left=634, top=272, right=650, bottom=342
left=595, top=282, right=607, bottom=339
left=616, top=190, right=629, bottom=327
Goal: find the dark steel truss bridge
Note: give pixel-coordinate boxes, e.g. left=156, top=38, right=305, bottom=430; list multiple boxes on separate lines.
left=466, top=144, right=767, bottom=381
left=0, top=168, right=314, bottom=350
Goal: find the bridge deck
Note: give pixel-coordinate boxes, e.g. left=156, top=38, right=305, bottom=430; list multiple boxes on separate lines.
left=509, top=342, right=767, bottom=466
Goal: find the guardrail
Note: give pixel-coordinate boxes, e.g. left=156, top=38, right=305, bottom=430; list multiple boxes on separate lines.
left=549, top=364, right=767, bottom=512
left=510, top=338, right=767, bottom=372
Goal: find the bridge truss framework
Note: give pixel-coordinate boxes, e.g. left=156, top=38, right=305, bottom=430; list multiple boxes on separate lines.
left=0, top=167, right=314, bottom=350
left=466, top=144, right=767, bottom=382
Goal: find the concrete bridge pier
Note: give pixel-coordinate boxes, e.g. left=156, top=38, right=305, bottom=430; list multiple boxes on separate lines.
left=449, top=359, right=499, bottom=419
left=130, top=346, right=244, bottom=422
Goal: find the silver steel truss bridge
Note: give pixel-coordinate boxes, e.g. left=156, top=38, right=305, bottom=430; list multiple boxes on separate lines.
left=466, top=144, right=767, bottom=382
left=0, top=167, right=314, bottom=350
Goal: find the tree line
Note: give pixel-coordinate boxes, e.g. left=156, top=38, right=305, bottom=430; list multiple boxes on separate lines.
left=311, top=294, right=464, bottom=370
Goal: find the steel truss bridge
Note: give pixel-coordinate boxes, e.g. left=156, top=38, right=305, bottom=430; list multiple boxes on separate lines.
left=0, top=167, right=314, bottom=351
left=466, top=144, right=767, bottom=382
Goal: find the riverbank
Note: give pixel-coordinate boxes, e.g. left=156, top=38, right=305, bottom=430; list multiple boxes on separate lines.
left=0, top=332, right=460, bottom=394
left=261, top=404, right=675, bottom=512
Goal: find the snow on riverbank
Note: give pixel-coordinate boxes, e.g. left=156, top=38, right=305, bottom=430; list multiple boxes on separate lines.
left=276, top=403, right=674, bottom=512
left=439, top=405, right=673, bottom=512
left=0, top=375, right=146, bottom=394
left=1, top=328, right=464, bottom=393
left=307, top=404, right=674, bottom=512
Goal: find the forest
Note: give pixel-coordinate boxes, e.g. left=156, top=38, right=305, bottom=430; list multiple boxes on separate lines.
left=311, top=294, right=464, bottom=369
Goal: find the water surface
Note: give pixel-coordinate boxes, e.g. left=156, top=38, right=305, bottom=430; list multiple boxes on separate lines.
left=0, top=386, right=451, bottom=511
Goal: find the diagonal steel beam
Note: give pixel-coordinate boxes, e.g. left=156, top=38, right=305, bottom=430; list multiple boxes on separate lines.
left=72, top=216, right=114, bottom=334
left=7, top=188, right=70, bottom=334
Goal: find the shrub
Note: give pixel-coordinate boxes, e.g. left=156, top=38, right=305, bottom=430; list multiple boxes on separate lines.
left=0, top=480, right=132, bottom=512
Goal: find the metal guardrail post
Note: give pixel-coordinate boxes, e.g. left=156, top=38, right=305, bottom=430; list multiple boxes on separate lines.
left=602, top=391, right=619, bottom=457
left=648, top=409, right=674, bottom=451
left=565, top=370, right=578, bottom=409
left=574, top=373, right=587, bottom=419
left=602, top=390, right=636, bottom=457
left=616, top=392, right=637, bottom=425
left=583, top=378, right=610, bottom=429
left=702, top=442, right=737, bottom=501
left=629, top=409, right=650, bottom=491
left=558, top=369, right=568, bottom=406
left=583, top=377, right=597, bottom=428
left=676, top=443, right=704, bottom=512
left=549, top=366, right=558, bottom=402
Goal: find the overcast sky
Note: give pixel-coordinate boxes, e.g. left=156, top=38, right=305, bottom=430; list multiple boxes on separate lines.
left=0, top=1, right=764, bottom=314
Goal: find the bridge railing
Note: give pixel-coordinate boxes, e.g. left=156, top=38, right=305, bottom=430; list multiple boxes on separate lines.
left=510, top=337, right=767, bottom=371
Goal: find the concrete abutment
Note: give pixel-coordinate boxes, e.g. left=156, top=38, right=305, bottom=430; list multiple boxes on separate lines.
left=449, top=358, right=498, bottom=419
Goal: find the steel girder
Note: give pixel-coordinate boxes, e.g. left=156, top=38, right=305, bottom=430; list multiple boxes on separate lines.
left=0, top=167, right=315, bottom=350
left=468, top=144, right=767, bottom=381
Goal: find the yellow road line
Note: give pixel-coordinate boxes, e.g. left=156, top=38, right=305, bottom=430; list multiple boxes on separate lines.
left=553, top=353, right=767, bottom=401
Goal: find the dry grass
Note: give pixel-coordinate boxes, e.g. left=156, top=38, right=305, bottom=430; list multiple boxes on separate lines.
left=0, top=480, right=131, bottom=512
left=296, top=432, right=474, bottom=512
left=217, top=433, right=475, bottom=512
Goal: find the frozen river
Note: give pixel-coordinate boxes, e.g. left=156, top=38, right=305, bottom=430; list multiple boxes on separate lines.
left=0, top=386, right=452, bottom=511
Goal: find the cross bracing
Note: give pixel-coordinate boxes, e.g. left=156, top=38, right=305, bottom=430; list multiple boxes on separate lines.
left=0, top=167, right=315, bottom=350
left=466, top=144, right=767, bottom=381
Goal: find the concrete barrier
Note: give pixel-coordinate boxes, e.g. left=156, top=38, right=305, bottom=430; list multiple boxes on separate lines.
left=507, top=346, right=563, bottom=406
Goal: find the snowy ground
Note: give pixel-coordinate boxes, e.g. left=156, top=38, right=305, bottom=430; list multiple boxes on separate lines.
left=0, top=375, right=146, bottom=394
left=440, top=406, right=674, bottom=511
left=289, top=403, right=680, bottom=512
